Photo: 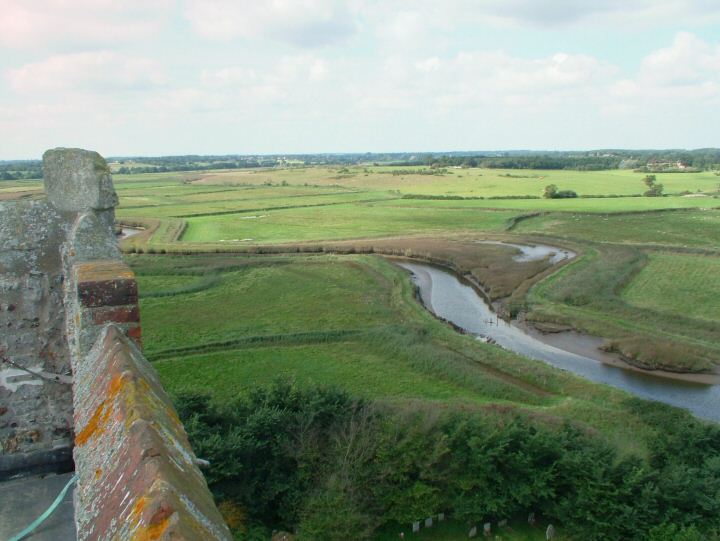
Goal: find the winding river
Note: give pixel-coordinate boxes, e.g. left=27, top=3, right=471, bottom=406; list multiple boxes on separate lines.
left=397, top=261, right=720, bottom=422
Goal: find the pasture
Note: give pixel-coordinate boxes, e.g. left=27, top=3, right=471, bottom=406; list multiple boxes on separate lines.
left=131, top=254, right=658, bottom=456
left=0, top=165, right=720, bottom=370
left=621, top=253, right=720, bottom=323
left=3, top=164, right=719, bottom=374
left=3, top=163, right=719, bottom=539
left=183, top=166, right=720, bottom=198
left=179, top=204, right=517, bottom=244
left=514, top=209, right=720, bottom=250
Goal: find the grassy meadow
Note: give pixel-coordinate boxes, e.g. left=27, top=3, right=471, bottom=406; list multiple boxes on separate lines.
left=4, top=164, right=718, bottom=373
left=131, top=253, right=658, bottom=457
left=621, top=252, right=720, bottom=322
left=4, top=164, right=719, bottom=539
left=180, top=166, right=720, bottom=197
left=180, top=204, right=517, bottom=244
left=105, top=164, right=720, bottom=375
left=514, top=208, right=720, bottom=249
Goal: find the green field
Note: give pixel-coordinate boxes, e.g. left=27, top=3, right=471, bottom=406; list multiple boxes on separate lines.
left=4, top=163, right=719, bottom=538
left=132, top=254, right=657, bottom=455
left=183, top=166, right=720, bottom=197
left=131, top=252, right=718, bottom=540
left=180, top=204, right=517, bottom=244
left=514, top=209, right=720, bottom=250
left=4, top=165, right=718, bottom=373
left=621, top=253, right=720, bottom=322
left=374, top=194, right=718, bottom=212
left=137, top=256, right=399, bottom=358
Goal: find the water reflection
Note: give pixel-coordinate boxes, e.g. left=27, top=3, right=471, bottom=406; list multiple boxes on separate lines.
left=398, top=261, right=719, bottom=422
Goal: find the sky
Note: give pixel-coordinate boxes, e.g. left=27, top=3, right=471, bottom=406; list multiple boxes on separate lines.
left=1, top=1, right=719, bottom=159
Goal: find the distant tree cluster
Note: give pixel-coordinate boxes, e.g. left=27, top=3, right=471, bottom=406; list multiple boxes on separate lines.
left=3, top=148, right=720, bottom=180
left=543, top=184, right=578, bottom=199
left=0, top=161, right=42, bottom=180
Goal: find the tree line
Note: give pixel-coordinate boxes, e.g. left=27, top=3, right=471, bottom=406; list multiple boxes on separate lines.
left=176, top=380, right=720, bottom=541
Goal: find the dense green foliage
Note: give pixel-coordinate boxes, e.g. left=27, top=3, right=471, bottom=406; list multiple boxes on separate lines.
left=177, top=381, right=720, bottom=541
left=543, top=184, right=578, bottom=199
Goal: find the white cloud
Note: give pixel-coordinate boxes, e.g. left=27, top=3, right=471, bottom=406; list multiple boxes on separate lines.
left=0, top=1, right=171, bottom=50
left=183, top=0, right=357, bottom=46
left=201, top=67, right=258, bottom=87
left=415, top=57, right=441, bottom=73
left=356, top=49, right=615, bottom=115
left=612, top=33, right=720, bottom=101
left=640, top=32, right=720, bottom=86
left=471, top=0, right=720, bottom=27
left=2, top=4, right=720, bottom=158
left=7, top=52, right=165, bottom=94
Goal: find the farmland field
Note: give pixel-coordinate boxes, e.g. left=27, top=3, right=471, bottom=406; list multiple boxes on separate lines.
left=4, top=161, right=720, bottom=540
left=621, top=253, right=720, bottom=322
left=184, top=166, right=720, bottom=197
left=131, top=253, right=657, bottom=456
left=514, top=209, right=720, bottom=249
left=179, top=204, right=517, bottom=244
left=4, top=165, right=719, bottom=374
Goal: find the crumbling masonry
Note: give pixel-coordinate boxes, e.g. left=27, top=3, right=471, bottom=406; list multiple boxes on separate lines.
left=0, top=149, right=231, bottom=540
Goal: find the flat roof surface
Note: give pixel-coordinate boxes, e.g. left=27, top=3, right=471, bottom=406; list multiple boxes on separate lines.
left=0, top=471, right=76, bottom=540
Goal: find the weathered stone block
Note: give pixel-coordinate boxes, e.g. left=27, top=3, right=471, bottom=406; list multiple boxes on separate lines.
left=43, top=148, right=118, bottom=212
left=75, top=261, right=138, bottom=308
left=67, top=212, right=121, bottom=263
left=91, top=305, right=140, bottom=325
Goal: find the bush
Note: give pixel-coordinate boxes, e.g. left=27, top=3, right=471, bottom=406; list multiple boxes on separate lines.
left=175, top=380, right=720, bottom=540
left=543, top=184, right=578, bottom=199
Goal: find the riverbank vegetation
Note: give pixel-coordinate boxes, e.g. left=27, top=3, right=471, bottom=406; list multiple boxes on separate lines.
left=130, top=253, right=720, bottom=540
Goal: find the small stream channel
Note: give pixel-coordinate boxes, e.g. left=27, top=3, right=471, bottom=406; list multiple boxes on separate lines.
left=397, top=261, right=720, bottom=422
left=118, top=226, right=144, bottom=239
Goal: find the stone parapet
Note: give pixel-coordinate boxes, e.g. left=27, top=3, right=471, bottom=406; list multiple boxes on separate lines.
left=1, top=147, right=231, bottom=539
left=72, top=325, right=231, bottom=541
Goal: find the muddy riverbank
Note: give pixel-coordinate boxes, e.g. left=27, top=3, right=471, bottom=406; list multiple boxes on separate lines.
left=396, top=260, right=720, bottom=422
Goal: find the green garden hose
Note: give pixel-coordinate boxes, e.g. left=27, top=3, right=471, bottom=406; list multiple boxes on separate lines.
left=8, top=473, right=77, bottom=541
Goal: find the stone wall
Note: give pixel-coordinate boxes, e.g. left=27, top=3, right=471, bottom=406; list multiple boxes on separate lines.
left=0, top=148, right=231, bottom=539
left=71, top=325, right=231, bottom=540
left=0, top=157, right=80, bottom=476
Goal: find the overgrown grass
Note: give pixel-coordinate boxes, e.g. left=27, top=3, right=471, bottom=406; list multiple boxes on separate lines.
left=514, top=209, right=720, bottom=250
left=186, top=166, right=720, bottom=198
left=139, top=273, right=222, bottom=298
left=134, top=256, right=399, bottom=357
left=621, top=252, right=720, bottom=323
left=180, top=204, right=516, bottom=244
left=526, top=246, right=720, bottom=372
left=375, top=195, right=718, bottom=213
left=130, top=253, right=662, bottom=457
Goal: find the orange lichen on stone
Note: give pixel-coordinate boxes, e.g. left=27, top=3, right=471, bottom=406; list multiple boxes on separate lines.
left=94, top=468, right=102, bottom=479
left=74, top=373, right=124, bottom=446
left=130, top=496, right=147, bottom=523
left=132, top=516, right=170, bottom=541
left=76, top=260, right=135, bottom=282
left=129, top=497, right=172, bottom=541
